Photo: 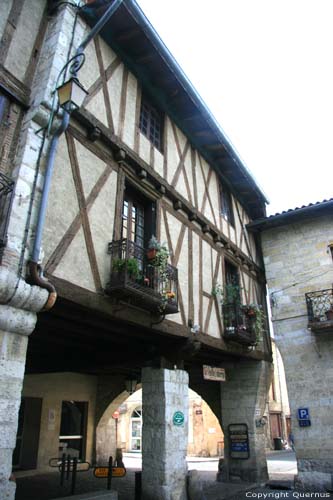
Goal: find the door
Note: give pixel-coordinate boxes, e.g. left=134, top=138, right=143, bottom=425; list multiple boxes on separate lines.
left=13, top=397, right=42, bottom=470
left=270, top=412, right=282, bottom=440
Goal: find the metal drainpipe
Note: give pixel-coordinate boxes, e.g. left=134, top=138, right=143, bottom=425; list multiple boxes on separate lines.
left=29, top=0, right=124, bottom=310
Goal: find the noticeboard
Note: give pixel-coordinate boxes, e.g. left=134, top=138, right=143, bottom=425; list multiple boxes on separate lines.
left=203, top=365, right=226, bottom=382
left=228, top=423, right=250, bottom=460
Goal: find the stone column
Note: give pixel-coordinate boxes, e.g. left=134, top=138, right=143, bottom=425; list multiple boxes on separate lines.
left=0, top=269, right=48, bottom=500
left=142, top=368, right=188, bottom=500
left=220, top=360, right=272, bottom=483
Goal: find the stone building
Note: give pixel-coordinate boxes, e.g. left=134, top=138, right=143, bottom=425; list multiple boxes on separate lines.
left=266, top=339, right=290, bottom=449
left=248, top=199, right=333, bottom=491
left=113, top=388, right=224, bottom=458
left=0, top=1, right=272, bottom=499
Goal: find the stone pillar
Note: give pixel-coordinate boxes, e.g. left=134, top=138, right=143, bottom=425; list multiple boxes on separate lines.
left=142, top=368, right=188, bottom=500
left=0, top=269, right=48, bottom=500
left=220, top=360, right=272, bottom=483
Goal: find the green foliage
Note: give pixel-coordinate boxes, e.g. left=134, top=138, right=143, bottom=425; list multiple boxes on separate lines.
left=147, top=235, right=160, bottom=250
left=252, top=306, right=266, bottom=343
left=112, top=258, right=140, bottom=279
left=212, top=283, right=241, bottom=304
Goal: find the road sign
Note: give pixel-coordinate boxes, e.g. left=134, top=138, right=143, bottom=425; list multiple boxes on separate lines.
left=228, top=423, right=250, bottom=460
left=203, top=365, right=226, bottom=382
left=173, top=411, right=185, bottom=426
left=93, top=467, right=126, bottom=478
left=298, top=408, right=310, bottom=420
left=112, top=410, right=120, bottom=419
left=299, top=419, right=311, bottom=427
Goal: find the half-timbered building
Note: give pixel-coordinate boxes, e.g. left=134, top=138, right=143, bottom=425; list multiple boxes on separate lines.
left=0, top=1, right=272, bottom=498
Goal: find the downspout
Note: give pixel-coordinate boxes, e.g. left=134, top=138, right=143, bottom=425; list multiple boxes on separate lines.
left=29, top=0, right=124, bottom=310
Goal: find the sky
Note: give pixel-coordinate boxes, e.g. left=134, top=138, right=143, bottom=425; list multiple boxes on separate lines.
left=136, top=0, right=333, bottom=215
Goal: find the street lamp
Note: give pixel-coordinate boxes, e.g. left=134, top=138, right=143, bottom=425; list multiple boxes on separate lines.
left=56, top=76, right=88, bottom=112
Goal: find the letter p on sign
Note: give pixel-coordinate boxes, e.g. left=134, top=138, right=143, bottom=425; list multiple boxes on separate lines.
left=298, top=408, right=309, bottom=420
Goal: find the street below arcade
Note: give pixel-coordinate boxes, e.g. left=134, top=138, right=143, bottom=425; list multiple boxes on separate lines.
left=15, top=451, right=297, bottom=500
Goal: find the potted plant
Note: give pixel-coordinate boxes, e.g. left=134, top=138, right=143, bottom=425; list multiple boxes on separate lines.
left=241, top=303, right=261, bottom=318
left=147, top=235, right=160, bottom=260
left=112, top=257, right=139, bottom=279
left=325, top=308, right=333, bottom=321
left=212, top=282, right=242, bottom=306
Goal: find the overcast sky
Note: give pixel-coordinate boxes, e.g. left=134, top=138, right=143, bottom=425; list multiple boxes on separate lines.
left=137, top=0, right=333, bottom=215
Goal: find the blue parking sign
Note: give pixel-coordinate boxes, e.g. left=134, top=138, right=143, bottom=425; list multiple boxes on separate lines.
left=298, top=408, right=310, bottom=420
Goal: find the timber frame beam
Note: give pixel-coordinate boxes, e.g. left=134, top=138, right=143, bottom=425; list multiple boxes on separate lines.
left=72, top=108, right=265, bottom=278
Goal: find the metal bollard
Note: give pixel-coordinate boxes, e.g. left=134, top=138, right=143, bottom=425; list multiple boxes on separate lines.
left=135, top=471, right=142, bottom=500
left=71, top=457, right=77, bottom=495
left=60, top=453, right=66, bottom=486
left=107, top=456, right=113, bottom=490
left=66, top=454, right=71, bottom=480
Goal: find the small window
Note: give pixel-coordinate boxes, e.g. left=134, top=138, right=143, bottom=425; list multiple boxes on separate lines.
left=139, top=96, right=163, bottom=151
left=220, top=184, right=235, bottom=226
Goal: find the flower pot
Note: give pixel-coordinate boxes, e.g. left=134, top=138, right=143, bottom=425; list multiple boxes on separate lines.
left=247, top=309, right=256, bottom=317
left=325, top=309, right=333, bottom=321
left=147, top=248, right=157, bottom=260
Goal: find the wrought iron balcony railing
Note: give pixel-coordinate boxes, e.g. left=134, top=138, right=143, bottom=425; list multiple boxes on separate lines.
left=222, top=303, right=257, bottom=346
left=0, top=172, right=14, bottom=256
left=305, top=289, right=333, bottom=333
left=105, top=239, right=178, bottom=315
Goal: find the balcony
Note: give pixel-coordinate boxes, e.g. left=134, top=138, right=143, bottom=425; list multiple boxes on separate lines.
left=305, top=289, right=333, bottom=333
left=105, top=239, right=178, bottom=315
left=222, top=303, right=257, bottom=346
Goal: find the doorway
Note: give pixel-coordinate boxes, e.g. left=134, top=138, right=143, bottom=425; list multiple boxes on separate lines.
left=13, top=397, right=42, bottom=470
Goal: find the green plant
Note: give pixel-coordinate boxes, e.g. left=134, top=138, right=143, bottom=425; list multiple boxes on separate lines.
left=212, top=283, right=241, bottom=305
left=244, top=304, right=265, bottom=343
left=148, top=235, right=160, bottom=250
left=112, top=258, right=140, bottom=279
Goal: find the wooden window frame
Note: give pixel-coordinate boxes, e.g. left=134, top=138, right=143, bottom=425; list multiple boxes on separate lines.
left=220, top=183, right=235, bottom=227
left=139, top=96, right=164, bottom=152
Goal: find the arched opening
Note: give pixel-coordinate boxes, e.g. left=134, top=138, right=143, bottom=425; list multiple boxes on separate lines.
left=97, top=387, right=224, bottom=463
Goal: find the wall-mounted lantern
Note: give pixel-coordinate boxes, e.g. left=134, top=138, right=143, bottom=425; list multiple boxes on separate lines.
left=56, top=77, right=88, bottom=112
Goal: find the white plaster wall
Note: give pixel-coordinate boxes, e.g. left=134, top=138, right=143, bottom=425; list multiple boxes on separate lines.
left=43, top=135, right=80, bottom=265
left=5, top=0, right=45, bottom=82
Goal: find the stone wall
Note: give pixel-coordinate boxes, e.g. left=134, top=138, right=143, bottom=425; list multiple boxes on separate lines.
left=142, top=368, right=189, bottom=500
left=220, top=360, right=272, bottom=482
left=261, top=212, right=333, bottom=490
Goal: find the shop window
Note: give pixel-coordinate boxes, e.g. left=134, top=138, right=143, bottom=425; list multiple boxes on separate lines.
left=220, top=184, right=235, bottom=226
left=59, top=401, right=88, bottom=460
left=139, top=96, right=163, bottom=151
